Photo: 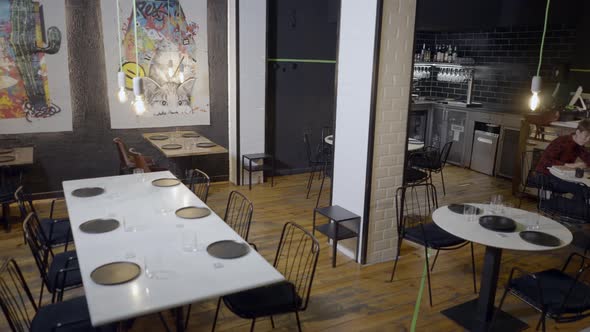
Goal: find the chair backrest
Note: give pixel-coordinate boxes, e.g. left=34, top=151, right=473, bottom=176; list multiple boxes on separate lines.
left=520, top=150, right=543, bottom=186
left=395, top=183, right=439, bottom=236
left=113, top=137, right=134, bottom=169
left=128, top=148, right=151, bottom=173
left=22, top=213, right=52, bottom=287
left=273, top=222, right=320, bottom=311
left=303, top=133, right=313, bottom=163
left=438, top=141, right=453, bottom=169
left=188, top=168, right=211, bottom=203
left=538, top=177, right=590, bottom=224
left=0, top=258, right=37, bottom=331
left=223, top=191, right=254, bottom=241
left=13, top=186, right=35, bottom=220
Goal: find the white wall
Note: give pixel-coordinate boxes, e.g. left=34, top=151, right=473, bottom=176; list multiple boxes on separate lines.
left=332, top=0, right=379, bottom=260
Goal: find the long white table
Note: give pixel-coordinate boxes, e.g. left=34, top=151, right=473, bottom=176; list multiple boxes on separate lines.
left=62, top=171, right=284, bottom=328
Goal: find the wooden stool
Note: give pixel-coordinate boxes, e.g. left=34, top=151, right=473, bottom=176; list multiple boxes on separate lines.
left=242, top=153, right=275, bottom=190
left=313, top=205, right=360, bottom=267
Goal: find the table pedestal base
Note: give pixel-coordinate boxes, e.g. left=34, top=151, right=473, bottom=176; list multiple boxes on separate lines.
left=441, top=299, right=528, bottom=332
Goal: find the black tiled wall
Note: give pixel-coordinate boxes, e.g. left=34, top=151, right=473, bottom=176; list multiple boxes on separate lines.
left=413, top=25, right=576, bottom=109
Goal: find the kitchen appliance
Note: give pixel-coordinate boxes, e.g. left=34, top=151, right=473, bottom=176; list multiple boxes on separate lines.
left=470, top=122, right=500, bottom=175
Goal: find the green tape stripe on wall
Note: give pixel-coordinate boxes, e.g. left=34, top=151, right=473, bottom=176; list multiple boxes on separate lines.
left=571, top=68, right=590, bottom=73
left=267, top=58, right=337, bottom=64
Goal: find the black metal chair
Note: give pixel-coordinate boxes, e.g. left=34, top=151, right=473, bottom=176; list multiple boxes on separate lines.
left=187, top=168, right=211, bottom=203
left=210, top=222, right=320, bottom=332
left=409, top=141, right=453, bottom=195
left=389, top=183, right=476, bottom=306
left=0, top=258, right=114, bottom=332
left=537, top=175, right=590, bottom=225
left=223, top=191, right=254, bottom=241
left=304, top=133, right=330, bottom=199
left=0, top=167, right=21, bottom=231
left=518, top=149, right=543, bottom=208
left=492, top=253, right=590, bottom=332
left=23, top=212, right=82, bottom=306
left=14, top=186, right=72, bottom=252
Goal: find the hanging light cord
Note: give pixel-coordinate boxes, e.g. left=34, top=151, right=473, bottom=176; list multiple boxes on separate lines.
left=116, top=0, right=123, bottom=71
left=133, top=0, right=139, bottom=76
left=536, top=0, right=551, bottom=76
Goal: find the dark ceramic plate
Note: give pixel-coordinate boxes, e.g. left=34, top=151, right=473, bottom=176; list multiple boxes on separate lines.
left=197, top=142, right=216, bottom=148
left=0, top=155, right=15, bottom=163
left=149, top=135, right=169, bottom=140
left=79, top=218, right=120, bottom=234
left=91, top=262, right=141, bottom=285
left=72, top=187, right=105, bottom=198
left=182, top=133, right=200, bottom=138
left=448, top=204, right=482, bottom=215
left=519, top=231, right=561, bottom=247
left=479, top=215, right=516, bottom=232
left=151, top=178, right=181, bottom=187
left=0, top=148, right=14, bottom=154
left=207, top=240, right=250, bottom=259
left=162, top=143, right=182, bottom=150
left=175, top=206, right=211, bottom=219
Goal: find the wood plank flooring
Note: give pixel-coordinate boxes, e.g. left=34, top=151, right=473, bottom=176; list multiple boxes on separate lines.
left=1, top=166, right=588, bottom=331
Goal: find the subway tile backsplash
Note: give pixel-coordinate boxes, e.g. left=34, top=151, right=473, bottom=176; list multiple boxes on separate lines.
left=414, top=25, right=576, bottom=108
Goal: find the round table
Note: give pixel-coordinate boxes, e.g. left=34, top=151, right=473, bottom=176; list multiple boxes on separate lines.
left=548, top=166, right=590, bottom=187
left=433, top=204, right=572, bottom=332
left=324, top=135, right=334, bottom=145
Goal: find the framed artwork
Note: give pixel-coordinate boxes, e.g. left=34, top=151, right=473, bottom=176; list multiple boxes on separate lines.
left=0, top=0, right=72, bottom=134
left=102, top=0, right=211, bottom=129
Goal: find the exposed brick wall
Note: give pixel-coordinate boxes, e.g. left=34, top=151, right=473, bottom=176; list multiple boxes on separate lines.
left=0, top=0, right=228, bottom=192
left=366, top=0, right=416, bottom=264
left=414, top=25, right=576, bottom=108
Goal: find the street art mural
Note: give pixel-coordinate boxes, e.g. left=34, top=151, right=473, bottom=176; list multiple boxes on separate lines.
left=103, top=0, right=210, bottom=129
left=0, top=0, right=72, bottom=133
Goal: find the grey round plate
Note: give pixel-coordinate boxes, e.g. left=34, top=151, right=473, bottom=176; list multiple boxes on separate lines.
left=91, top=262, right=141, bottom=285
left=479, top=215, right=516, bottom=232
left=207, top=240, right=250, bottom=259
left=197, top=142, right=216, bottom=148
left=152, top=178, right=181, bottom=187
left=0, top=148, right=14, bottom=154
left=72, top=187, right=105, bottom=198
left=175, top=206, right=211, bottom=219
left=182, top=133, right=200, bottom=138
left=519, top=231, right=561, bottom=247
left=448, top=204, right=483, bottom=215
left=149, top=134, right=169, bottom=140
left=162, top=143, right=182, bottom=150
left=79, top=218, right=120, bottom=234
left=0, top=155, right=15, bottom=163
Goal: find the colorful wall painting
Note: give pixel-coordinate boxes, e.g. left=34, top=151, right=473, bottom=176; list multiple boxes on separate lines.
left=102, top=0, right=211, bottom=129
left=0, top=0, right=72, bottom=134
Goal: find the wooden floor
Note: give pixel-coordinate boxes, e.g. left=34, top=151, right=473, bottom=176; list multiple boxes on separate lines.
left=2, top=165, right=588, bottom=331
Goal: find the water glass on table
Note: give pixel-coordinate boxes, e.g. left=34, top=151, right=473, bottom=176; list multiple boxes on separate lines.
left=181, top=230, right=198, bottom=252
left=490, top=194, right=503, bottom=214
left=526, top=212, right=541, bottom=231
left=463, top=205, right=478, bottom=222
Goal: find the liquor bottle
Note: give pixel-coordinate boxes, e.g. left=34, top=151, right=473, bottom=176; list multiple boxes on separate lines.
left=420, top=43, right=425, bottom=62
left=426, top=46, right=431, bottom=62
left=443, top=45, right=448, bottom=62
left=452, top=46, right=458, bottom=62
left=447, top=44, right=453, bottom=63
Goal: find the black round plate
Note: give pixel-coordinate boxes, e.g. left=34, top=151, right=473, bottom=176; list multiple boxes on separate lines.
left=197, top=142, right=216, bottom=148
left=91, top=262, right=141, bottom=285
left=149, top=134, right=169, bottom=140
left=0, top=148, right=14, bottom=155
left=479, top=215, right=516, bottom=232
left=182, top=133, right=200, bottom=138
left=72, top=187, right=105, bottom=198
left=519, top=231, right=561, bottom=247
left=207, top=240, right=250, bottom=259
left=162, top=143, right=182, bottom=150
left=448, top=204, right=483, bottom=215
left=0, top=155, right=15, bottom=163
left=175, top=206, right=211, bottom=219
left=152, top=178, right=181, bottom=187
left=79, top=218, right=120, bottom=234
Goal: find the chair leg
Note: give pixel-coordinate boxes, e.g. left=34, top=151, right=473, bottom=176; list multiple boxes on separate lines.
left=270, top=315, right=275, bottom=328
left=306, top=166, right=315, bottom=199
left=184, top=304, right=192, bottom=330
left=249, top=159, right=252, bottom=191
left=295, top=310, right=302, bottom=332
left=424, top=247, right=433, bottom=306
left=315, top=169, right=327, bottom=209
left=389, top=239, right=403, bottom=282
left=250, top=318, right=256, bottom=332
left=536, top=311, right=547, bottom=332
left=158, top=313, right=172, bottom=332
left=440, top=170, right=446, bottom=196
left=430, top=249, right=440, bottom=272
left=470, top=242, right=477, bottom=293
left=38, top=283, right=45, bottom=307
left=211, top=297, right=222, bottom=332
left=490, top=286, right=510, bottom=331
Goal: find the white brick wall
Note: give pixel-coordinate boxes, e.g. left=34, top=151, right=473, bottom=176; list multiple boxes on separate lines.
left=366, top=0, right=416, bottom=264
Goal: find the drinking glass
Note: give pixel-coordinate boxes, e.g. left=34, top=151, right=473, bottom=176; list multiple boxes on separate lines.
left=526, top=213, right=541, bottom=230
left=490, top=195, right=503, bottom=213
left=144, top=254, right=175, bottom=280
left=463, top=205, right=477, bottom=222
left=181, top=230, right=198, bottom=252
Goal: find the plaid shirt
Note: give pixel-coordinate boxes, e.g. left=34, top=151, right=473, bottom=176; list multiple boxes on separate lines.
left=535, top=134, right=590, bottom=174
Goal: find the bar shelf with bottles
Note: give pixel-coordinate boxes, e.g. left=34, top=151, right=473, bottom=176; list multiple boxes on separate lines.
left=413, top=43, right=475, bottom=81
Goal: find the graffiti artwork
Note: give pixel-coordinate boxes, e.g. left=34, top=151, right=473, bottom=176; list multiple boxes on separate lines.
left=103, top=0, right=210, bottom=129
left=0, top=0, right=72, bottom=133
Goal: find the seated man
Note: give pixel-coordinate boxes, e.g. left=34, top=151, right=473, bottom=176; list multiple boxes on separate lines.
left=535, top=118, right=590, bottom=200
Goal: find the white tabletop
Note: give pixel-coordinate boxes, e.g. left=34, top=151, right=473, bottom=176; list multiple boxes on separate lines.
left=433, top=204, right=572, bottom=251
left=324, top=135, right=333, bottom=145
left=408, top=142, right=424, bottom=151
left=62, top=171, right=284, bottom=326
left=549, top=166, right=590, bottom=187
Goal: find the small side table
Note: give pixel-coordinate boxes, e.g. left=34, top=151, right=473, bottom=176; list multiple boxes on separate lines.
left=313, top=205, right=360, bottom=267
left=242, top=153, right=275, bottom=190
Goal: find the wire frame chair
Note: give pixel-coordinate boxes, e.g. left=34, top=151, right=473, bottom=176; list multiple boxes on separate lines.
left=389, top=183, right=476, bottom=306
left=410, top=141, right=453, bottom=195
left=223, top=191, right=254, bottom=241
left=188, top=168, right=211, bottom=203
left=537, top=176, right=590, bottom=225
left=518, top=149, right=543, bottom=207
left=210, top=222, right=320, bottom=332
left=23, top=213, right=80, bottom=306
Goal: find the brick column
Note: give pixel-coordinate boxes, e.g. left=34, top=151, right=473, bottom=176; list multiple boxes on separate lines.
left=366, top=0, right=416, bottom=264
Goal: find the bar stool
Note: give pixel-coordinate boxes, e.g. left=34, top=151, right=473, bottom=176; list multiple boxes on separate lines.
left=313, top=205, right=360, bottom=267
left=242, top=153, right=275, bottom=190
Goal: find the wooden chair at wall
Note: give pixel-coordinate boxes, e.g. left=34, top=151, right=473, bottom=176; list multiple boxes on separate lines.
left=113, top=137, right=159, bottom=174
left=128, top=148, right=152, bottom=173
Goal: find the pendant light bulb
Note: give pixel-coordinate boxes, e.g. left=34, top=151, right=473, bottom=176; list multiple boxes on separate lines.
left=117, top=71, right=127, bottom=103
left=178, top=63, right=185, bottom=83
left=529, top=75, right=542, bottom=111
left=132, top=76, right=145, bottom=115
left=167, top=60, right=174, bottom=78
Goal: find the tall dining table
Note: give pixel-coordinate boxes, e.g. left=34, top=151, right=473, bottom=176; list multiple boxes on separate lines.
left=62, top=171, right=284, bottom=331
left=434, top=204, right=572, bottom=332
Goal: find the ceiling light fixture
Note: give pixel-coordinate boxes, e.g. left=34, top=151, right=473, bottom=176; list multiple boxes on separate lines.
left=115, top=0, right=127, bottom=103
left=131, top=0, right=145, bottom=115
left=529, top=0, right=550, bottom=111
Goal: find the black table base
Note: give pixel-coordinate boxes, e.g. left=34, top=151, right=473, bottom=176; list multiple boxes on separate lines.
left=441, top=299, right=528, bottom=332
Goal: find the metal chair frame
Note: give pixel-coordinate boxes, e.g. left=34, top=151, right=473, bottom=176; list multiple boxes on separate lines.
left=187, top=168, right=211, bottom=203
left=223, top=191, right=254, bottom=241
